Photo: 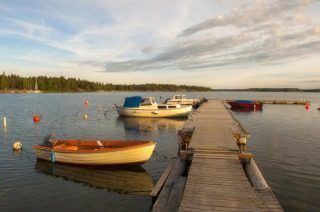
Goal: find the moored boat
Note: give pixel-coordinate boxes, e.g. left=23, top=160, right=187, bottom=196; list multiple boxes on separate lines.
left=165, top=94, right=201, bottom=107
left=33, top=136, right=156, bottom=166
left=116, top=96, right=192, bottom=118
left=227, top=100, right=263, bottom=110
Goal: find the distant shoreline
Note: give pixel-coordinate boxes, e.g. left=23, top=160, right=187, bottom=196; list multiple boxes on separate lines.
left=0, top=89, right=211, bottom=93
left=215, top=88, right=320, bottom=92
left=1, top=89, right=319, bottom=93
left=0, top=73, right=212, bottom=92
left=1, top=73, right=319, bottom=93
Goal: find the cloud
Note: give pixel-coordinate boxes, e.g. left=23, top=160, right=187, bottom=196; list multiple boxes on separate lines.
left=179, top=1, right=316, bottom=37
left=92, top=26, right=320, bottom=73
left=141, top=46, right=156, bottom=54
left=84, top=0, right=319, bottom=73
left=4, top=18, right=55, bottom=37
left=295, top=80, right=320, bottom=84
left=80, top=34, right=253, bottom=72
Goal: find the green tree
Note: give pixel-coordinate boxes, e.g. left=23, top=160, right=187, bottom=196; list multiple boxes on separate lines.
left=0, top=72, right=9, bottom=89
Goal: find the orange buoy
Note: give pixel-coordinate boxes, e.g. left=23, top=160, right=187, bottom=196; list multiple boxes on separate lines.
left=33, top=115, right=41, bottom=123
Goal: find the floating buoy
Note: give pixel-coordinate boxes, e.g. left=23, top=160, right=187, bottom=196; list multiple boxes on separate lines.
left=305, top=103, right=310, bottom=110
left=33, top=115, right=41, bottom=123
left=12, top=142, right=22, bottom=151
left=83, top=113, right=89, bottom=119
left=84, top=100, right=89, bottom=107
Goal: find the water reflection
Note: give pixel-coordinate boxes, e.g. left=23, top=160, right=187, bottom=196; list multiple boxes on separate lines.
left=117, top=117, right=186, bottom=133
left=2, top=127, right=7, bottom=140
left=35, top=160, right=154, bottom=195
left=230, top=107, right=263, bottom=113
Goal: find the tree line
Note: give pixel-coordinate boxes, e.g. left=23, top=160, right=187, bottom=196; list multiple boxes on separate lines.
left=215, top=88, right=320, bottom=92
left=0, top=72, right=213, bottom=92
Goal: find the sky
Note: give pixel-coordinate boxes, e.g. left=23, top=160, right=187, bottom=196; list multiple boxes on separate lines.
left=0, top=0, right=320, bottom=89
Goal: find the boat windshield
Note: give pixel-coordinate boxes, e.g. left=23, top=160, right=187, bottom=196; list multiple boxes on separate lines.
left=174, top=95, right=185, bottom=100
left=140, top=98, right=154, bottom=106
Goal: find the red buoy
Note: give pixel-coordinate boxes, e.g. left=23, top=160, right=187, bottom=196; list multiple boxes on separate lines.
left=305, top=103, right=310, bottom=110
left=33, top=115, right=41, bottom=123
left=84, top=100, right=89, bottom=107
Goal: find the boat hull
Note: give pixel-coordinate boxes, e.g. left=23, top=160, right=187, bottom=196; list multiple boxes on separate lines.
left=116, top=106, right=192, bottom=118
left=167, top=100, right=194, bottom=106
left=227, top=101, right=263, bottom=110
left=34, top=140, right=156, bottom=166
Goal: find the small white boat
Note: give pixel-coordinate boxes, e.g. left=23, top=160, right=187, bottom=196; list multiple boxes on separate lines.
left=116, top=96, right=192, bottom=118
left=166, top=94, right=200, bottom=107
left=33, top=137, right=156, bottom=166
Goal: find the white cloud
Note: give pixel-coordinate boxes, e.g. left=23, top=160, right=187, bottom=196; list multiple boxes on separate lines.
left=84, top=0, right=320, bottom=75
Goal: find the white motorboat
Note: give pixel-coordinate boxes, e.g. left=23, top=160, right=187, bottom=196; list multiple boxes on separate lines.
left=116, top=96, right=192, bottom=118
left=165, top=94, right=200, bottom=106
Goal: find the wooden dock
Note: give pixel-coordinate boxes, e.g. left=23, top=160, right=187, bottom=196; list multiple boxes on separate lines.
left=151, top=100, right=283, bottom=212
left=226, top=99, right=310, bottom=105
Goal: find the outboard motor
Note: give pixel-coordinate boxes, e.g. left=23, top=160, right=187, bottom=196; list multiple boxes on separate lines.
left=42, top=133, right=57, bottom=147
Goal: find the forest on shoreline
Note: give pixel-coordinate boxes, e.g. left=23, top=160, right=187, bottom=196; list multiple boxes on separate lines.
left=0, top=73, right=213, bottom=92
left=216, top=88, right=320, bottom=92
left=1, top=73, right=318, bottom=93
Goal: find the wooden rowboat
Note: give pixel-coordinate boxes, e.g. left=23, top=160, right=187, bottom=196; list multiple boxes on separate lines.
left=33, top=139, right=156, bottom=166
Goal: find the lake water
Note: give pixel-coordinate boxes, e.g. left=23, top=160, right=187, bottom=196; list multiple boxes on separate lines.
left=0, top=92, right=319, bottom=211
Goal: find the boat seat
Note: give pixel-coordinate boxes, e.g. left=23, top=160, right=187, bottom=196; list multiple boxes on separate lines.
left=54, top=143, right=78, bottom=151
left=97, top=140, right=103, bottom=146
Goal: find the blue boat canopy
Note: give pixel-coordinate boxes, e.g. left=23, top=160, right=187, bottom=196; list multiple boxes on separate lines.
left=123, top=96, right=142, bottom=107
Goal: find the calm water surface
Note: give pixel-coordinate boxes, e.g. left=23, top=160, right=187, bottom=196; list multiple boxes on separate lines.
left=0, top=92, right=319, bottom=211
